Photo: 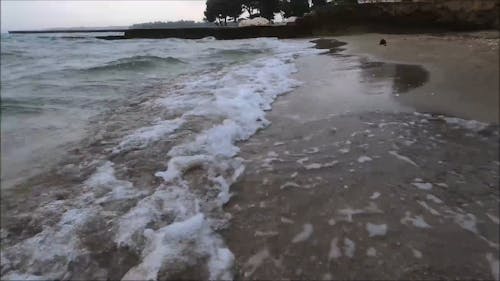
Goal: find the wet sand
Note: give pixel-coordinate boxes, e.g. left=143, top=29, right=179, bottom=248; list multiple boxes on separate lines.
left=336, top=31, right=499, bottom=123
left=223, top=32, right=499, bottom=280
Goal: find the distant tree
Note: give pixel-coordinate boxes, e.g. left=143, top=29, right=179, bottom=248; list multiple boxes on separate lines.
left=332, top=0, right=358, bottom=5
left=204, top=0, right=243, bottom=25
left=227, top=0, right=244, bottom=22
left=131, top=20, right=216, bottom=29
left=241, top=0, right=261, bottom=18
left=281, top=0, right=310, bottom=18
left=259, top=0, right=281, bottom=21
left=312, top=0, right=327, bottom=8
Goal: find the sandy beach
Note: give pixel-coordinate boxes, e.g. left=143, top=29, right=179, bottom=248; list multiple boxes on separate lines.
left=223, top=32, right=499, bottom=280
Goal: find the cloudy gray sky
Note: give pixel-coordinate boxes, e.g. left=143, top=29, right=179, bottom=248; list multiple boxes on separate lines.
left=1, top=1, right=206, bottom=32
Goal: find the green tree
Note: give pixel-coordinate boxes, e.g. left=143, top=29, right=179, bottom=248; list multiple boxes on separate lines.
left=259, top=0, right=281, bottom=21
left=204, top=0, right=243, bottom=25
left=241, top=0, right=261, bottom=18
left=332, top=0, right=358, bottom=5
left=281, top=0, right=310, bottom=18
left=312, top=0, right=327, bottom=8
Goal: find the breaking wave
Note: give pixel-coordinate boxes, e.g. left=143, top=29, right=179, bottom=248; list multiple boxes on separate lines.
left=0, top=36, right=321, bottom=280
left=84, top=55, right=186, bottom=72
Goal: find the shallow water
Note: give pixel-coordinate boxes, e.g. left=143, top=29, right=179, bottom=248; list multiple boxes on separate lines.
left=0, top=33, right=321, bottom=279
left=0, top=33, right=313, bottom=188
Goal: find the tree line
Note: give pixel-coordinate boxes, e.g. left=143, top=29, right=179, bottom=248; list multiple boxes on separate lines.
left=204, top=0, right=356, bottom=25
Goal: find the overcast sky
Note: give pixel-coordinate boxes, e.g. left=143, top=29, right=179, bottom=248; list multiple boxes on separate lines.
left=1, top=1, right=207, bottom=32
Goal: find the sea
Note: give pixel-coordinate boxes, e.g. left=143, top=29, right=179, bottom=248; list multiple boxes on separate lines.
left=0, top=32, right=321, bottom=279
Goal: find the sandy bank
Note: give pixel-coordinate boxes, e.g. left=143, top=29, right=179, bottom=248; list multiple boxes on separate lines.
left=336, top=31, right=499, bottom=123
left=223, top=33, right=499, bottom=280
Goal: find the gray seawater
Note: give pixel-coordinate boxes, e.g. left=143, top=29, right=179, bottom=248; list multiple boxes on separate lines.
left=1, top=32, right=293, bottom=188
left=0, top=33, right=319, bottom=279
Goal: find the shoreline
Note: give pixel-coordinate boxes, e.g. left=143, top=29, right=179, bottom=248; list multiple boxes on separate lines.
left=335, top=31, right=499, bottom=123
left=222, top=34, right=499, bottom=279
left=1, top=32, right=498, bottom=280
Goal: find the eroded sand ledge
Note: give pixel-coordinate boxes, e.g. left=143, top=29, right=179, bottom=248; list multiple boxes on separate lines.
left=223, top=32, right=499, bottom=280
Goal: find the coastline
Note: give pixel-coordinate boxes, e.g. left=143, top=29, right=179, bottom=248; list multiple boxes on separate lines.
left=1, top=32, right=498, bottom=279
left=223, top=33, right=499, bottom=279
left=335, top=31, right=499, bottom=123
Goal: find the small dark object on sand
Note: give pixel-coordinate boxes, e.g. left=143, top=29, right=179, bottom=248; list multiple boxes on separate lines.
left=379, top=39, right=387, bottom=46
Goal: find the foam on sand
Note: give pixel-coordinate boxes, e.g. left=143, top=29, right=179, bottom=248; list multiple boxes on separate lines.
left=486, top=253, right=499, bottom=281
left=412, top=182, right=433, bottom=190
left=426, top=194, right=443, bottom=204
left=366, top=223, right=388, bottom=237
left=328, top=238, right=342, bottom=260
left=357, top=156, right=373, bottom=163
left=366, top=247, right=377, bottom=257
left=303, top=160, right=338, bottom=170
left=122, top=213, right=233, bottom=280
left=292, top=223, right=314, bottom=243
left=388, top=150, right=419, bottom=167
left=411, top=248, right=423, bottom=259
left=343, top=238, right=356, bottom=258
left=417, top=201, right=441, bottom=216
left=370, top=192, right=381, bottom=199
left=401, top=211, right=432, bottom=228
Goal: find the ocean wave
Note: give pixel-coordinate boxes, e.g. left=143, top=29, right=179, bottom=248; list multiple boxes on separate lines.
left=0, top=50, right=30, bottom=60
left=1, top=98, right=45, bottom=115
left=215, top=48, right=266, bottom=56
left=83, top=55, right=186, bottom=72
left=0, top=38, right=321, bottom=280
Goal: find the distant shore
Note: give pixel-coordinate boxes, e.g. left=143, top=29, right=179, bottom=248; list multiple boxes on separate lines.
left=8, top=29, right=126, bottom=34
left=9, top=0, right=498, bottom=40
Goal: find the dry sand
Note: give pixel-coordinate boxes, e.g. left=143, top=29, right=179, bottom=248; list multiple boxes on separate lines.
left=223, top=32, right=499, bottom=280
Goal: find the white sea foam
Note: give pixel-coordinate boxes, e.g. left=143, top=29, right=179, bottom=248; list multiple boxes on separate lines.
left=2, top=208, right=97, bottom=279
left=426, top=194, right=443, bottom=204
left=328, top=238, right=342, bottom=260
left=486, top=253, right=500, bottom=281
left=401, top=211, right=431, bottom=228
left=417, top=201, right=441, bottom=216
left=388, top=151, right=419, bottom=167
left=122, top=213, right=233, bottom=280
left=412, top=182, right=433, bottom=190
left=339, top=148, right=350, bottom=154
left=366, top=247, right=377, bottom=257
left=343, top=238, right=356, bottom=258
left=113, top=118, right=184, bottom=153
left=85, top=161, right=144, bottom=204
left=281, top=217, right=295, bottom=224
left=370, top=192, right=381, bottom=199
left=487, top=213, right=500, bottom=224
left=411, top=248, right=423, bottom=259
left=338, top=202, right=383, bottom=222
left=292, top=224, right=314, bottom=243
left=357, top=156, right=372, bottom=163
left=243, top=248, right=270, bottom=278
left=280, top=181, right=301, bottom=189
left=441, top=116, right=488, bottom=132
left=1, top=38, right=321, bottom=279
left=303, top=160, right=338, bottom=170
left=143, top=39, right=319, bottom=279
left=453, top=212, right=478, bottom=234
left=366, top=223, right=388, bottom=237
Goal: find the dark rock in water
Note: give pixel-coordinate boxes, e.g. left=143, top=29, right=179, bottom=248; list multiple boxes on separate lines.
left=380, top=39, right=387, bottom=46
